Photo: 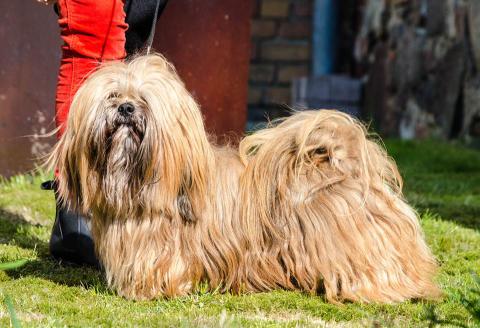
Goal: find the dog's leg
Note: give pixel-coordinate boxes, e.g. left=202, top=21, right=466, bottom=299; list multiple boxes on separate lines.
left=239, top=110, right=440, bottom=303
left=92, top=215, right=199, bottom=300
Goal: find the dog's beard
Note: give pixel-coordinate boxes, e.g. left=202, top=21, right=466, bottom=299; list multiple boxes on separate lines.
left=89, top=102, right=152, bottom=216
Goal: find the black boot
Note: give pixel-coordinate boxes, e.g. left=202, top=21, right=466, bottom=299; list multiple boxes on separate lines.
left=41, top=181, right=100, bottom=268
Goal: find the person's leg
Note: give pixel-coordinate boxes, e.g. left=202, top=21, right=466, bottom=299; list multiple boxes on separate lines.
left=56, top=0, right=128, bottom=135
left=48, top=0, right=127, bottom=266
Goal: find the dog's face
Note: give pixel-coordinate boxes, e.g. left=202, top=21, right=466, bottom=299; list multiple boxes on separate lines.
left=102, top=93, right=147, bottom=163
left=49, top=55, right=211, bottom=218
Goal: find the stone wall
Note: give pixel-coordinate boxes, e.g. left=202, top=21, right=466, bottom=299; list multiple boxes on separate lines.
left=248, top=0, right=313, bottom=129
left=356, top=0, right=480, bottom=140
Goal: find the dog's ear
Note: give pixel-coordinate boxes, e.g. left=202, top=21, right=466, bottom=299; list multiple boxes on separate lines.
left=128, top=54, right=214, bottom=220
left=46, top=122, right=99, bottom=215
left=45, top=130, right=83, bottom=212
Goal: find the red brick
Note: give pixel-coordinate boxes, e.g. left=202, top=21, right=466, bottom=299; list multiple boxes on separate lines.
left=251, top=19, right=276, bottom=38
left=248, top=87, right=263, bottom=104
left=265, top=87, right=291, bottom=104
left=293, top=1, right=312, bottom=17
left=277, top=65, right=309, bottom=82
left=260, top=0, right=290, bottom=18
left=278, top=21, right=311, bottom=39
left=251, top=0, right=260, bottom=17
left=250, top=42, right=258, bottom=60
left=249, top=64, right=275, bottom=83
left=261, top=41, right=310, bottom=61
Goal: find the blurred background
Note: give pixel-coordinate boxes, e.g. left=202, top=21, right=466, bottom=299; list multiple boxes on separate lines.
left=1, top=0, right=480, bottom=177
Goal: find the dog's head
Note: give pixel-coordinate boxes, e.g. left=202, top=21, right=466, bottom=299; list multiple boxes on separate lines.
left=48, top=54, right=211, bottom=218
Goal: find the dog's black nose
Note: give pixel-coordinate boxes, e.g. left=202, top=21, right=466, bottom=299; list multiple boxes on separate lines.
left=118, top=102, right=135, bottom=116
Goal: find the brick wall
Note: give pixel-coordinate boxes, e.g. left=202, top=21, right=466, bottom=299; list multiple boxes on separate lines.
left=248, top=0, right=313, bottom=129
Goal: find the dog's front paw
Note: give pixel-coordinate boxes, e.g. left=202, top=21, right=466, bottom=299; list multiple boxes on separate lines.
left=116, top=280, right=194, bottom=300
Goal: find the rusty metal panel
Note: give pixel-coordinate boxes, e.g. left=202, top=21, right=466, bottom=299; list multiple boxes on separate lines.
left=0, top=0, right=251, bottom=177
left=154, top=0, right=252, bottom=142
left=0, top=2, right=60, bottom=177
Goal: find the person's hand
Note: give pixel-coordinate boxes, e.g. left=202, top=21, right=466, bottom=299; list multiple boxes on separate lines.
left=36, top=0, right=57, bottom=5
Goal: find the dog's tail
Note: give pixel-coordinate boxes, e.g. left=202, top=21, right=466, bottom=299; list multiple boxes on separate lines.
left=238, top=110, right=440, bottom=303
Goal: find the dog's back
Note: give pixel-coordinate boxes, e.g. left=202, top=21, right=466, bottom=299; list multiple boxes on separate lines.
left=236, top=110, right=440, bottom=303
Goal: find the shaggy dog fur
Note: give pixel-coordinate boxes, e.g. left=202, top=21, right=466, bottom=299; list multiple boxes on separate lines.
left=48, top=54, right=440, bottom=303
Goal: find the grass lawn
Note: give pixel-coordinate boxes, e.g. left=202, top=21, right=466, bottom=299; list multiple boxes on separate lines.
left=0, top=140, right=479, bottom=327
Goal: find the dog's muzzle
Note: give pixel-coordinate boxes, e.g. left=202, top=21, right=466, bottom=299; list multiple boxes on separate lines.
left=118, top=102, right=135, bottom=117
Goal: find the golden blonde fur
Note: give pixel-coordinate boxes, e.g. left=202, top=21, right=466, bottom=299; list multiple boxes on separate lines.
left=47, top=54, right=440, bottom=303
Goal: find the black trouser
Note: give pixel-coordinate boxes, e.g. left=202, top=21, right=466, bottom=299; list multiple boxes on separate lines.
left=124, top=0, right=168, bottom=55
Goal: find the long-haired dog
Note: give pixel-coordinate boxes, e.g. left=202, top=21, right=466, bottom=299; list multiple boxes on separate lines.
left=47, top=54, right=440, bottom=303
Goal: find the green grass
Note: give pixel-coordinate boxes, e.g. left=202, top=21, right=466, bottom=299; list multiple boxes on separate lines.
left=0, top=140, right=479, bottom=327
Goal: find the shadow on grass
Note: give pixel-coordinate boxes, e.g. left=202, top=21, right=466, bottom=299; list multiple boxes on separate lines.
left=6, top=259, right=108, bottom=293
left=0, top=207, right=109, bottom=293
left=413, top=201, right=480, bottom=231
left=387, top=139, right=480, bottom=232
left=0, top=208, right=48, bottom=252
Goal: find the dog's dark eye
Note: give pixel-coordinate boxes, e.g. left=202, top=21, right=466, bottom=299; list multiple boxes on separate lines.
left=107, top=92, right=120, bottom=100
